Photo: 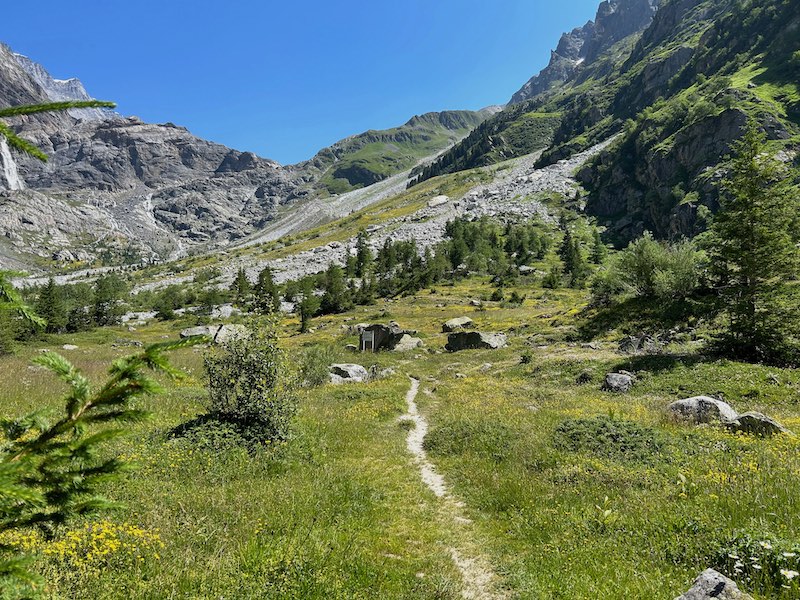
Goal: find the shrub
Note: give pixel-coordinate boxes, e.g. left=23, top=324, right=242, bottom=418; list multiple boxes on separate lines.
left=300, top=344, right=339, bottom=387
left=590, top=233, right=704, bottom=303
left=553, top=416, right=661, bottom=461
left=204, top=320, right=297, bottom=445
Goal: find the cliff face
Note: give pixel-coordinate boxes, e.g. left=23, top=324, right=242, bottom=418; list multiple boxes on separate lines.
left=0, top=42, right=306, bottom=266
left=509, top=0, right=660, bottom=105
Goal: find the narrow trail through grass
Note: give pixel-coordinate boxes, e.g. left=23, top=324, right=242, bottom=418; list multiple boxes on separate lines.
left=402, top=377, right=507, bottom=600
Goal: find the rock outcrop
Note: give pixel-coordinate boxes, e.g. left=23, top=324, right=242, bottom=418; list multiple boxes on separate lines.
left=602, top=372, right=634, bottom=393
left=329, top=364, right=370, bottom=384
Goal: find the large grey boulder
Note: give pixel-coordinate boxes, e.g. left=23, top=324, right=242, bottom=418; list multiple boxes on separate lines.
left=180, top=324, right=250, bottom=346
left=674, top=569, right=753, bottom=600
left=443, top=317, right=475, bottom=333
left=180, top=326, right=213, bottom=339
left=329, top=364, right=369, bottom=384
left=602, top=372, right=633, bottom=393
left=446, top=332, right=507, bottom=352
left=725, top=412, right=792, bottom=436
left=393, top=334, right=424, bottom=352
left=669, top=397, right=738, bottom=424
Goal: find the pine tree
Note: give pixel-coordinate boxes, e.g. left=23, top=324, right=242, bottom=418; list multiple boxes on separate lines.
left=708, top=124, right=800, bottom=364
left=297, top=280, right=321, bottom=333
left=36, top=278, right=67, bottom=334
left=92, top=274, right=126, bottom=327
left=355, top=229, right=373, bottom=278
left=319, top=264, right=350, bottom=314
left=254, top=266, right=281, bottom=313
left=230, top=268, right=252, bottom=307
left=591, top=229, right=608, bottom=265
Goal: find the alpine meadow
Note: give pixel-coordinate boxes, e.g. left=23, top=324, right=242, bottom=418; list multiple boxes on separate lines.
left=1, top=0, right=799, bottom=598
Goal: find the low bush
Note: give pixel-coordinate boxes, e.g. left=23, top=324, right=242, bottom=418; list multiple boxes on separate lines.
left=204, top=320, right=298, bottom=446
left=300, top=344, right=340, bottom=387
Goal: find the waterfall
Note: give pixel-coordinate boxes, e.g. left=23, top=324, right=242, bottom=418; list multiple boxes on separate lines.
left=0, top=137, right=25, bottom=191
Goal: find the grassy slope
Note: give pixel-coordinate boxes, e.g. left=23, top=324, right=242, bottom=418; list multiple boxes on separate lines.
left=2, top=274, right=799, bottom=598
left=308, top=111, right=490, bottom=195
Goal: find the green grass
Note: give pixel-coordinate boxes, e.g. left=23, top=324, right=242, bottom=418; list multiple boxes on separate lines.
left=2, top=276, right=799, bottom=598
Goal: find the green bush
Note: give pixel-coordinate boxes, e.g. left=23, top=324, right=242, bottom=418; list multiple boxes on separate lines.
left=591, top=233, right=704, bottom=303
left=204, top=321, right=297, bottom=446
left=553, top=416, right=661, bottom=461
left=300, top=344, right=340, bottom=387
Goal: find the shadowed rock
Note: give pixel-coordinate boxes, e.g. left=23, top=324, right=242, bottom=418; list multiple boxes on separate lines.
left=446, top=332, right=507, bottom=352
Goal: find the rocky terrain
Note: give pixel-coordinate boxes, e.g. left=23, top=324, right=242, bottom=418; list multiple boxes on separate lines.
left=509, top=0, right=661, bottom=104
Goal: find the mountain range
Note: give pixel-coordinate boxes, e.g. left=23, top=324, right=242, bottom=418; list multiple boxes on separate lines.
left=1, top=0, right=798, bottom=272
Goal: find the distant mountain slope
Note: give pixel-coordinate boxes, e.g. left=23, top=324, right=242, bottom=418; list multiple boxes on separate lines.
left=0, top=42, right=303, bottom=268
left=412, top=0, right=800, bottom=244
left=301, top=109, right=499, bottom=195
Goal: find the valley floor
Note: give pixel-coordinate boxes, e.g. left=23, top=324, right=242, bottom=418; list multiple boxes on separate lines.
left=2, top=278, right=799, bottom=599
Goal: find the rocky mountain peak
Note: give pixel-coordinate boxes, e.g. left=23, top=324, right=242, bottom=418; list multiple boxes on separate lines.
left=509, top=0, right=660, bottom=105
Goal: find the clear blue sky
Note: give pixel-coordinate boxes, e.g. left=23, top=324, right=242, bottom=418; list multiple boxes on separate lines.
left=3, top=1, right=600, bottom=165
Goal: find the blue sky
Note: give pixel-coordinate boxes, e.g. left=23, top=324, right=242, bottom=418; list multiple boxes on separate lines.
left=3, top=1, right=600, bottom=164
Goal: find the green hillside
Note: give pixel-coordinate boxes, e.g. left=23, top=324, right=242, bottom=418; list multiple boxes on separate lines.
left=300, top=110, right=495, bottom=195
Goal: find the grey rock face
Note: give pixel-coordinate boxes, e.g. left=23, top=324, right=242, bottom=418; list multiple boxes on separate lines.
left=446, top=332, right=508, bottom=352
left=329, top=364, right=370, bottom=384
left=179, top=324, right=249, bottom=345
left=0, top=42, right=304, bottom=266
left=12, top=52, right=112, bottom=121
left=674, top=569, right=753, bottom=600
left=603, top=372, right=633, bottom=393
left=726, top=412, right=792, bottom=436
left=510, top=0, right=660, bottom=104
left=443, top=317, right=475, bottom=333
left=668, top=397, right=738, bottom=424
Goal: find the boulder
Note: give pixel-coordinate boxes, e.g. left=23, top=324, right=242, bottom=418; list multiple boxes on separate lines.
left=329, top=364, right=369, bottom=384
left=725, top=412, right=792, bottom=436
left=345, top=344, right=359, bottom=353
left=180, top=326, right=213, bottom=339
left=446, top=332, right=508, bottom=352
left=443, top=317, right=475, bottom=333
left=427, top=195, right=450, bottom=208
left=61, top=344, right=78, bottom=351
left=179, top=324, right=250, bottom=345
left=618, top=333, right=662, bottom=355
left=674, top=569, right=753, bottom=600
left=393, top=335, right=424, bottom=352
left=668, top=397, right=738, bottom=424
left=602, top=373, right=633, bottom=393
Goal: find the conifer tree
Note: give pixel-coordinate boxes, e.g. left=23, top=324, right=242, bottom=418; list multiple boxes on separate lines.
left=591, top=229, right=608, bottom=265
left=355, top=229, right=373, bottom=278
left=708, top=124, right=800, bottom=363
left=254, top=266, right=281, bottom=313
left=320, top=264, right=350, bottom=314
left=36, top=278, right=67, bottom=334
left=297, top=280, right=321, bottom=333
left=230, top=267, right=252, bottom=307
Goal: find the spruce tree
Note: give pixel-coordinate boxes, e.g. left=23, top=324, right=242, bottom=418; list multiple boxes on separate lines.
left=355, top=229, right=373, bottom=278
left=36, top=278, right=67, bottom=334
left=297, top=280, right=321, bottom=333
left=230, top=267, right=252, bottom=307
left=708, top=124, right=800, bottom=364
left=320, top=264, right=350, bottom=314
left=254, top=266, right=281, bottom=313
